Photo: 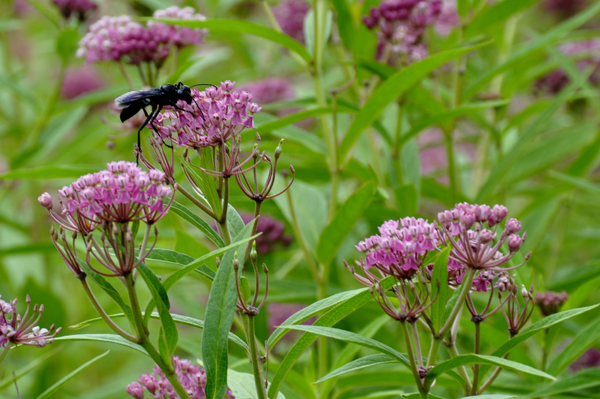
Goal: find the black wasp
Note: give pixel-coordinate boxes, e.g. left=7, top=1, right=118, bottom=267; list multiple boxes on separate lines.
left=115, top=82, right=208, bottom=161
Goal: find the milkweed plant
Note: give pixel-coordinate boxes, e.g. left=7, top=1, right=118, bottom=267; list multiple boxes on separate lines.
left=1, top=0, right=600, bottom=398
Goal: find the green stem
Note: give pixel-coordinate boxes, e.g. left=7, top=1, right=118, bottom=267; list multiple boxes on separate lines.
left=392, top=100, right=404, bottom=186
left=218, top=177, right=231, bottom=245
left=242, top=314, right=268, bottom=399
left=124, top=273, right=191, bottom=399
left=0, top=344, right=10, bottom=364
left=119, top=62, right=136, bottom=90
left=472, top=321, right=481, bottom=395
left=400, top=321, right=427, bottom=398
left=424, top=337, right=442, bottom=390
left=439, top=268, right=475, bottom=336
left=175, top=185, right=217, bottom=220
left=446, top=342, right=472, bottom=394
left=444, top=130, right=459, bottom=204
left=243, top=201, right=262, bottom=263
left=259, top=0, right=307, bottom=68
left=541, top=329, right=549, bottom=372
left=79, top=278, right=137, bottom=342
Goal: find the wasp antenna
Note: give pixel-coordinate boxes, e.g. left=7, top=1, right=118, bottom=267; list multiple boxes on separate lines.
left=190, top=83, right=218, bottom=89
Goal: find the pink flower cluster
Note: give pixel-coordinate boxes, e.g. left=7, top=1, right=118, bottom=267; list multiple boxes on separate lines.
left=148, top=6, right=208, bottom=48
left=241, top=78, right=295, bottom=105
left=0, top=295, right=60, bottom=349
left=61, top=66, right=104, bottom=100
left=354, top=217, right=438, bottom=280
left=52, top=0, right=97, bottom=21
left=151, top=80, right=262, bottom=148
left=38, top=161, right=173, bottom=233
left=126, top=357, right=235, bottom=399
left=363, top=0, right=442, bottom=63
left=240, top=213, right=292, bottom=254
left=437, top=203, right=527, bottom=271
left=273, top=0, right=310, bottom=43
left=535, top=290, right=569, bottom=316
left=77, top=7, right=207, bottom=65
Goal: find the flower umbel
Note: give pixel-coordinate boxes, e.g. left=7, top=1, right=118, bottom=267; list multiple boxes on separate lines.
left=535, top=290, right=569, bottom=316
left=0, top=295, right=60, bottom=349
left=126, top=356, right=235, bottom=399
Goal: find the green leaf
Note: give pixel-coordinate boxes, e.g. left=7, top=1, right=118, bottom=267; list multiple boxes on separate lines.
left=316, top=353, right=398, bottom=383
left=170, top=201, right=225, bottom=247
left=77, top=260, right=135, bottom=325
left=476, top=69, right=590, bottom=202
left=281, top=325, right=411, bottom=367
left=0, top=165, right=100, bottom=180
left=228, top=369, right=286, bottom=399
left=394, top=185, right=418, bottom=215
left=0, top=347, right=61, bottom=389
left=398, top=101, right=509, bottom=148
left=339, top=41, right=490, bottom=166
left=427, top=354, right=555, bottom=382
left=56, top=27, right=79, bottom=61
left=403, top=394, right=445, bottom=399
left=152, top=18, right=311, bottom=63
left=268, top=276, right=396, bottom=399
left=137, top=264, right=178, bottom=359
left=522, top=369, right=600, bottom=398
left=35, top=351, right=110, bottom=399
left=464, top=2, right=600, bottom=100
left=331, top=0, right=354, bottom=49
left=244, top=107, right=334, bottom=136
left=547, top=317, right=600, bottom=376
left=227, top=204, right=246, bottom=239
left=459, top=396, right=516, bottom=399
left=203, top=221, right=255, bottom=399
left=0, top=243, right=54, bottom=257
left=251, top=112, right=328, bottom=155
left=431, top=247, right=451, bottom=332
left=478, top=304, right=600, bottom=380
left=54, top=334, right=148, bottom=355
left=465, top=0, right=544, bottom=36
left=316, top=182, right=376, bottom=265
left=148, top=248, right=195, bottom=265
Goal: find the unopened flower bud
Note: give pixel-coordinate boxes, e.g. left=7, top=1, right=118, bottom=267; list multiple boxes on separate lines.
left=521, top=285, right=529, bottom=299
left=250, top=241, right=257, bottom=262
left=505, top=218, right=521, bottom=234
left=507, top=234, right=522, bottom=251
left=38, top=193, right=53, bottom=210
left=126, top=382, right=145, bottom=399
left=479, top=229, right=495, bottom=244
left=275, top=139, right=284, bottom=158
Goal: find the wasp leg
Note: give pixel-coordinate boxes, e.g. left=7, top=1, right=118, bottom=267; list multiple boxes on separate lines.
left=139, top=104, right=158, bottom=164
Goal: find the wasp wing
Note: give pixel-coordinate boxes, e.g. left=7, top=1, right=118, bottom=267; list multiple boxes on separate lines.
left=114, top=89, right=159, bottom=109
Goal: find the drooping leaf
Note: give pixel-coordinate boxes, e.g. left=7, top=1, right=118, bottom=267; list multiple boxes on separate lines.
left=0, top=165, right=100, bottom=180
left=315, top=353, right=398, bottom=383
left=522, top=369, right=600, bottom=398
left=54, top=334, right=148, bottom=355
left=426, top=354, right=555, bottom=382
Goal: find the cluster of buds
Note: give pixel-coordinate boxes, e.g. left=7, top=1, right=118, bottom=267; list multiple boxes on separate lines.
left=77, top=6, right=207, bottom=66
left=363, top=0, right=442, bottom=64
left=39, top=162, right=174, bottom=277
left=52, top=0, right=97, bottom=22
left=126, top=357, right=235, bottom=399
left=535, top=40, right=600, bottom=95
left=348, top=203, right=532, bottom=328
left=151, top=81, right=261, bottom=148
left=348, top=217, right=440, bottom=321
left=240, top=213, right=292, bottom=254
left=0, top=295, right=60, bottom=350
left=437, top=203, right=529, bottom=271
left=535, top=290, right=569, bottom=316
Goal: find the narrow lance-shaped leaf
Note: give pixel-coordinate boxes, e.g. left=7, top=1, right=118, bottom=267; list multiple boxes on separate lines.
left=547, top=317, right=600, bottom=376
left=426, top=354, right=556, bottom=382
left=35, top=351, right=110, bottom=399
left=316, top=353, right=398, bottom=383
left=316, top=181, right=376, bottom=266
left=522, top=369, right=600, bottom=399
left=203, top=220, right=255, bottom=399
left=137, top=263, right=178, bottom=360
left=54, top=334, right=148, bottom=355
left=478, top=304, right=600, bottom=380
left=339, top=41, right=491, bottom=166
left=170, top=201, right=225, bottom=247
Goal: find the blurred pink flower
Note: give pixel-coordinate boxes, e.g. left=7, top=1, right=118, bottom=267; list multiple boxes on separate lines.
left=273, top=0, right=310, bottom=43
left=61, top=66, right=104, bottom=100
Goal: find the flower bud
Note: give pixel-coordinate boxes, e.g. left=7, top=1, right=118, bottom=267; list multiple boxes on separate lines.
left=275, top=139, right=284, bottom=158
left=479, top=229, right=495, bottom=244
left=250, top=241, right=257, bottom=263
left=505, top=218, right=521, bottom=234
left=507, top=234, right=522, bottom=252
left=126, top=383, right=144, bottom=399
left=38, top=193, right=54, bottom=210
